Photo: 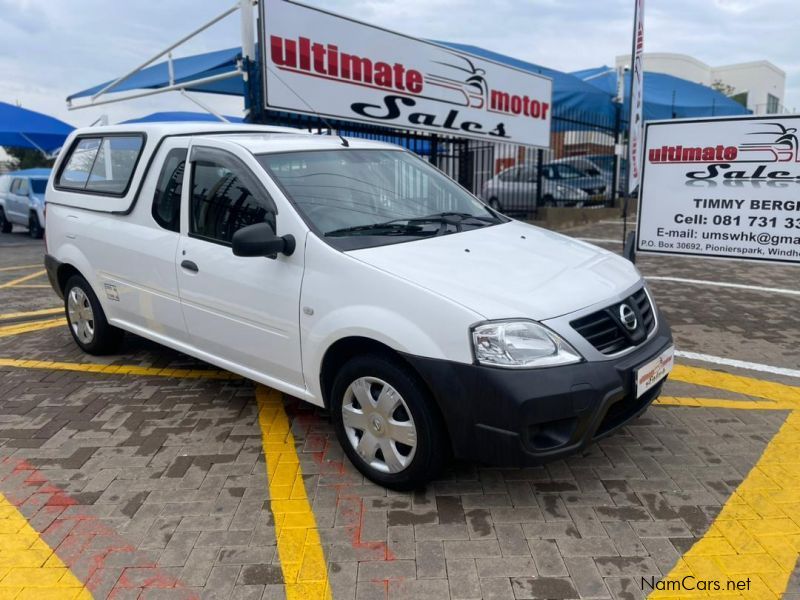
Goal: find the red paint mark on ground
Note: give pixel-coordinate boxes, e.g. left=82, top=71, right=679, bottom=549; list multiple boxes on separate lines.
left=0, top=457, right=198, bottom=599
left=284, top=397, right=397, bottom=567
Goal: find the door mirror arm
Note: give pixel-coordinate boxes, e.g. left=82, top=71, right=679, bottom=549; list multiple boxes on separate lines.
left=232, top=222, right=296, bottom=259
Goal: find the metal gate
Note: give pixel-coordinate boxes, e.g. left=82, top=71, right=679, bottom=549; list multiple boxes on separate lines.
left=253, top=107, right=622, bottom=218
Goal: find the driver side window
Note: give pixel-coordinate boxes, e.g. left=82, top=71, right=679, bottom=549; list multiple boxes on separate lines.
left=189, top=147, right=276, bottom=245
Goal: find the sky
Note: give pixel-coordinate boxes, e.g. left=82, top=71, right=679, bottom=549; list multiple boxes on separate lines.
left=0, top=0, right=798, bottom=128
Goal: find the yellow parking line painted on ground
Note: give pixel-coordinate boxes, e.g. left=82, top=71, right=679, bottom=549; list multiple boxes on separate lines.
left=0, top=265, right=40, bottom=273
left=256, top=387, right=332, bottom=600
left=0, top=493, right=90, bottom=599
left=649, top=410, right=800, bottom=599
left=655, top=396, right=796, bottom=411
left=0, top=357, right=238, bottom=380
left=0, top=308, right=62, bottom=321
left=650, top=367, right=800, bottom=598
left=671, top=364, right=800, bottom=408
left=0, top=318, right=66, bottom=339
left=12, top=285, right=50, bottom=289
left=0, top=270, right=46, bottom=290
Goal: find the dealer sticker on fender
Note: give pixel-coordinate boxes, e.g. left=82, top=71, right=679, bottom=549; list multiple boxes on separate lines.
left=637, top=115, right=800, bottom=265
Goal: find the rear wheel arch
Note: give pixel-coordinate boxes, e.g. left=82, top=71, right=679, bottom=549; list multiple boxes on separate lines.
left=55, top=263, right=83, bottom=297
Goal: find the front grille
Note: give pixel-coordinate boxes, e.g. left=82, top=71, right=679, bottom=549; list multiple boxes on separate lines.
left=570, top=287, right=656, bottom=355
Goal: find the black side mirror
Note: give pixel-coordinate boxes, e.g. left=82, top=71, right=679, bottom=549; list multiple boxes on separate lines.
left=232, top=222, right=296, bottom=259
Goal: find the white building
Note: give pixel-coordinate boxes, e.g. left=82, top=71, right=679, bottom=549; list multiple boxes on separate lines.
left=615, top=52, right=786, bottom=115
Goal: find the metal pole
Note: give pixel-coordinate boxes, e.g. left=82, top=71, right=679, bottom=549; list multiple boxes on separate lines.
left=240, top=0, right=255, bottom=61
left=180, top=90, right=230, bottom=122
left=622, top=0, right=640, bottom=248
left=535, top=148, right=544, bottom=217
left=68, top=70, right=243, bottom=110
left=89, top=2, right=240, bottom=101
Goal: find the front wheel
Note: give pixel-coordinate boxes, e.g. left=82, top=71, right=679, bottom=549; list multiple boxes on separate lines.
left=0, top=208, right=12, bottom=233
left=330, top=355, right=447, bottom=490
left=64, top=275, right=124, bottom=355
left=29, top=212, right=43, bottom=239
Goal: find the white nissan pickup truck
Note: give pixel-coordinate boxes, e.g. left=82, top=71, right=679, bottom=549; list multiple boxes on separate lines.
left=44, top=123, right=673, bottom=489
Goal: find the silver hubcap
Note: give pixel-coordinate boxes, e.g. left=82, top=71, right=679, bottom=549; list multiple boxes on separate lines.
left=342, top=376, right=417, bottom=474
left=67, top=287, right=95, bottom=344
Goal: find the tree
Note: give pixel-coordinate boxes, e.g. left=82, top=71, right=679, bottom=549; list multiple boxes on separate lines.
left=710, top=80, right=736, bottom=97
left=2, top=146, right=54, bottom=170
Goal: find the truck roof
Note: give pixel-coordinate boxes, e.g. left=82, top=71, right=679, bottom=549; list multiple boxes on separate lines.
left=71, top=123, right=402, bottom=154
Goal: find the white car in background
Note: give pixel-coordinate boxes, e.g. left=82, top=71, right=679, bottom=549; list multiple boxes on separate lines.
left=44, top=123, right=673, bottom=489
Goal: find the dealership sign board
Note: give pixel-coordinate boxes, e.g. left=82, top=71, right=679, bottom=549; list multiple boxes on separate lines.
left=637, top=116, right=800, bottom=264
left=260, top=0, right=552, bottom=146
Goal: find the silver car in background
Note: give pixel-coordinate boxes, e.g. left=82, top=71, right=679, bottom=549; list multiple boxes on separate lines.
left=481, top=162, right=608, bottom=213
left=551, top=156, right=614, bottom=200
left=0, top=171, right=49, bottom=238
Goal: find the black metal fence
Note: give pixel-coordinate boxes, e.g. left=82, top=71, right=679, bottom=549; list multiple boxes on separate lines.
left=254, top=106, right=626, bottom=218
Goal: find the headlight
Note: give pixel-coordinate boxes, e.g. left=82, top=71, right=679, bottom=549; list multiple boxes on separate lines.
left=471, top=320, right=582, bottom=368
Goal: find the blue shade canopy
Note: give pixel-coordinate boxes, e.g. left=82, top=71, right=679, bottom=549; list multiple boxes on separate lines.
left=120, top=111, right=244, bottom=124
left=0, top=102, right=75, bottom=153
left=68, top=44, right=617, bottom=131
left=572, top=66, right=750, bottom=120
left=68, top=48, right=245, bottom=101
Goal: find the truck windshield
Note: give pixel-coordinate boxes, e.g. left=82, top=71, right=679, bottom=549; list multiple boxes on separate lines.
left=257, top=149, right=503, bottom=249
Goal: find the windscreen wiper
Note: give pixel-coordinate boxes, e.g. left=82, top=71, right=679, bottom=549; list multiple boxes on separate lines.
left=404, top=211, right=499, bottom=225
left=325, top=221, right=431, bottom=237
left=325, top=212, right=499, bottom=237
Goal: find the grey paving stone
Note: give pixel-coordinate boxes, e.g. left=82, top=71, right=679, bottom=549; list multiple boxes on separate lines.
left=415, top=523, right=470, bottom=541
left=564, top=556, right=611, bottom=599
left=557, top=537, right=619, bottom=558
left=494, top=523, right=530, bottom=557
left=511, top=577, right=579, bottom=600
left=479, top=577, right=515, bottom=600
left=444, top=539, right=502, bottom=559
left=529, top=538, right=569, bottom=577
left=446, top=558, right=481, bottom=599
left=357, top=559, right=416, bottom=582
left=416, top=540, right=446, bottom=579
left=475, top=556, right=537, bottom=579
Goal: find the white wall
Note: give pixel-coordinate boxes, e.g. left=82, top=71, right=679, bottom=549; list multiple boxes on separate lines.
left=712, top=61, right=785, bottom=114
left=614, top=52, right=786, bottom=114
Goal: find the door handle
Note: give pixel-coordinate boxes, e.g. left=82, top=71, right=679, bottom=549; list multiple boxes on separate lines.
left=180, top=260, right=199, bottom=273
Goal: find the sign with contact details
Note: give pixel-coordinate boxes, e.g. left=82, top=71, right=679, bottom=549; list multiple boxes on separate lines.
left=637, top=115, right=800, bottom=264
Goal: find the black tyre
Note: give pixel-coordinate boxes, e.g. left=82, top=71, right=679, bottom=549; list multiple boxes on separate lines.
left=64, top=275, right=124, bottom=355
left=0, top=208, right=12, bottom=234
left=330, top=355, right=447, bottom=490
left=28, top=212, right=43, bottom=239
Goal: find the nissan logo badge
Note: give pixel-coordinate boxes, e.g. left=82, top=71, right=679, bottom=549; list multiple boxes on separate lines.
left=619, top=303, right=638, bottom=331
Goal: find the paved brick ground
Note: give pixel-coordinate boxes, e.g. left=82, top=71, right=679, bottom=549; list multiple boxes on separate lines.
left=0, top=220, right=798, bottom=599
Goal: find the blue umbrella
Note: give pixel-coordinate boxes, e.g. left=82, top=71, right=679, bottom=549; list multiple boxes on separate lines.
left=0, top=102, right=75, bottom=154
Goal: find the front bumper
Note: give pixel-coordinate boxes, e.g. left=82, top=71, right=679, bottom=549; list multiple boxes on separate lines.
left=403, top=312, right=673, bottom=467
